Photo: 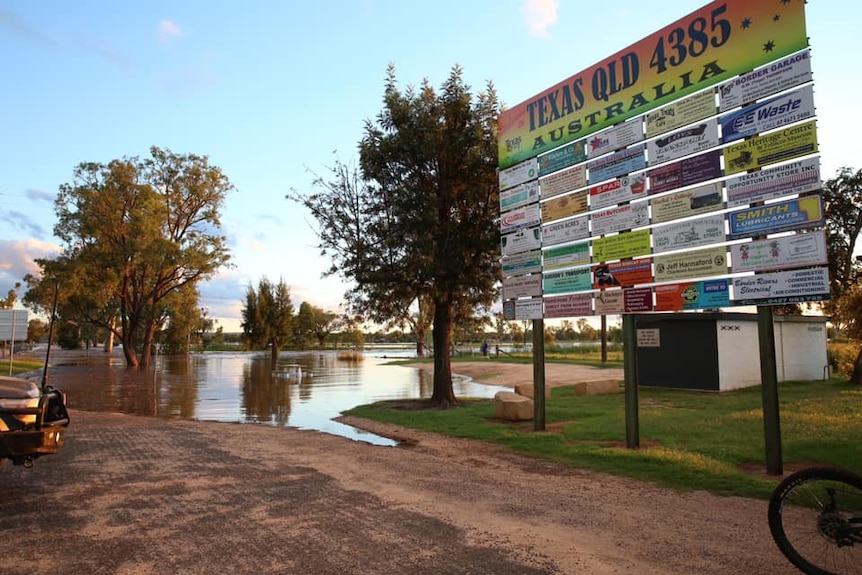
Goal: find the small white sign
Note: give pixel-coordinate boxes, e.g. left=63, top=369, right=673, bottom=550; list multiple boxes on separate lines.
left=637, top=328, right=660, bottom=348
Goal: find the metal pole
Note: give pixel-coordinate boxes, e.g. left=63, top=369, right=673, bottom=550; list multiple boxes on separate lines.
left=623, top=314, right=639, bottom=448
left=532, top=318, right=546, bottom=431
left=758, top=305, right=783, bottom=475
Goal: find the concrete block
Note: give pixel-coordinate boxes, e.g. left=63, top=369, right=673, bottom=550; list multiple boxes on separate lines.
left=494, top=391, right=533, bottom=421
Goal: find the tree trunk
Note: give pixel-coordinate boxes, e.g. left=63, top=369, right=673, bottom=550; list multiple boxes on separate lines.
left=122, top=331, right=139, bottom=368
left=850, top=346, right=862, bottom=386
left=429, top=300, right=456, bottom=406
left=141, top=321, right=158, bottom=369
left=270, top=341, right=280, bottom=364
left=415, top=326, right=427, bottom=358
left=601, top=315, right=608, bottom=363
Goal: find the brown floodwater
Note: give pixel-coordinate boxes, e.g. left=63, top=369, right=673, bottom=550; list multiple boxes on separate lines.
left=30, top=348, right=508, bottom=446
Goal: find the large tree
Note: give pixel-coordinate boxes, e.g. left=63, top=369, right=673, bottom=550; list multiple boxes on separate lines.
left=241, top=277, right=293, bottom=363
left=293, top=65, right=501, bottom=406
left=24, top=146, right=233, bottom=367
left=822, top=167, right=862, bottom=383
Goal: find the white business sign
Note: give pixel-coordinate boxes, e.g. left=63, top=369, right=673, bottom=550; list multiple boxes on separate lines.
left=502, top=274, right=543, bottom=300
left=590, top=201, right=649, bottom=237
left=586, top=119, right=643, bottom=159
left=652, top=214, right=726, bottom=254
left=647, top=119, right=720, bottom=166
left=501, top=226, right=541, bottom=256
left=499, top=157, right=538, bottom=191
left=730, top=231, right=828, bottom=273
left=720, top=85, right=815, bottom=143
left=725, top=156, right=820, bottom=207
left=500, top=203, right=541, bottom=234
left=541, top=214, right=590, bottom=247
left=718, top=50, right=813, bottom=112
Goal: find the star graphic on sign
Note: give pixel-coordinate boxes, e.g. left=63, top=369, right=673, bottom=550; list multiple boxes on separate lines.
left=741, top=17, right=752, bottom=29
left=774, top=14, right=781, bottom=22
left=764, top=40, right=776, bottom=52
left=589, top=136, right=603, bottom=151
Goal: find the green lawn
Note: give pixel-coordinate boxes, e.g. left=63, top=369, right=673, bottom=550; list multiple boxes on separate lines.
left=3, top=359, right=44, bottom=377
left=346, top=375, right=861, bottom=499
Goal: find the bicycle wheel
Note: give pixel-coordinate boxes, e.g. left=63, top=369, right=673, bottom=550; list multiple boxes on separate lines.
left=768, top=467, right=862, bottom=575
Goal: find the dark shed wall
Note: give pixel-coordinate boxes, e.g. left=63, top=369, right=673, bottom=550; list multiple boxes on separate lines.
left=635, top=314, right=721, bottom=391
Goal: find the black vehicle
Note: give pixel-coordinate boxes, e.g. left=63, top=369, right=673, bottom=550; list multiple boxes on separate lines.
left=0, top=375, right=69, bottom=468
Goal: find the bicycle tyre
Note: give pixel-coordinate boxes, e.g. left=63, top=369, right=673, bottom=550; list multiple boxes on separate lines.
left=768, top=466, right=862, bottom=575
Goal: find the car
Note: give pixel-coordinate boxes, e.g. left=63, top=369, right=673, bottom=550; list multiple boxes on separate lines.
left=0, top=375, right=69, bottom=468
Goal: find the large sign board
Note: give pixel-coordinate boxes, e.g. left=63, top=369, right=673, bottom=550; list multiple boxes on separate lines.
left=498, top=0, right=808, bottom=169
left=498, top=0, right=819, bottom=320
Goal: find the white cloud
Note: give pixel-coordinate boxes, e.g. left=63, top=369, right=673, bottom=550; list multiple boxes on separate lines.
left=158, top=19, right=183, bottom=45
left=522, top=0, right=559, bottom=39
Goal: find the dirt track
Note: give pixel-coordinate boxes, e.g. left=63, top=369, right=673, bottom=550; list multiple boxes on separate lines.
left=0, top=402, right=793, bottom=574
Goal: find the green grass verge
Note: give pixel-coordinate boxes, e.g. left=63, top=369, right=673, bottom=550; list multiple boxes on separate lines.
left=345, top=376, right=861, bottom=499
left=3, top=359, right=44, bottom=377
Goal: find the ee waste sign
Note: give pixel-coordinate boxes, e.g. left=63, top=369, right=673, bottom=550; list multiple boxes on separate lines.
left=498, top=0, right=826, bottom=321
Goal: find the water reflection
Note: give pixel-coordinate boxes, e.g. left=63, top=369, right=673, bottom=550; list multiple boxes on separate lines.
left=49, top=350, right=510, bottom=446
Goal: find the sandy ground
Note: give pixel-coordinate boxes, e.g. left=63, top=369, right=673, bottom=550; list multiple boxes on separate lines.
left=0, top=360, right=794, bottom=574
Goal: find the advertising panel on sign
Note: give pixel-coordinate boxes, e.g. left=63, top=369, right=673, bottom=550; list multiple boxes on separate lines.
left=650, top=182, right=723, bottom=224
left=515, top=298, right=545, bottom=320
left=652, top=213, right=726, bottom=254
left=655, top=279, right=730, bottom=311
left=588, top=145, right=646, bottom=184
left=541, top=215, right=590, bottom=247
left=720, top=85, right=815, bottom=144
left=725, top=156, right=820, bottom=207
left=647, top=119, right=720, bottom=166
left=654, top=246, right=728, bottom=282
left=728, top=194, right=824, bottom=240
left=594, top=290, right=624, bottom=315
left=590, top=202, right=649, bottom=237
left=543, top=268, right=592, bottom=295
left=718, top=50, right=812, bottom=112
left=543, top=242, right=591, bottom=271
left=500, top=179, right=540, bottom=212
left=624, top=288, right=654, bottom=312
left=589, top=173, right=647, bottom=210
left=501, top=226, right=541, bottom=256
left=544, top=293, right=593, bottom=319
left=732, top=267, right=830, bottom=306
left=497, top=0, right=808, bottom=169
left=724, top=120, right=817, bottom=175
left=586, top=120, right=643, bottom=159
left=646, top=89, right=717, bottom=138
left=503, top=274, right=543, bottom=300
left=502, top=250, right=543, bottom=277
left=592, top=258, right=653, bottom=289
left=730, top=230, right=828, bottom=273
left=500, top=202, right=541, bottom=234
left=538, top=140, right=587, bottom=176
left=499, top=157, right=538, bottom=191
left=592, top=229, right=651, bottom=263
left=541, top=190, right=589, bottom=223
left=539, top=164, right=587, bottom=199
left=648, top=149, right=722, bottom=195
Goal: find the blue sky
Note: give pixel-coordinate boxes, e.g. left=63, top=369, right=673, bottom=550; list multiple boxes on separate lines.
left=1, top=1, right=857, bottom=332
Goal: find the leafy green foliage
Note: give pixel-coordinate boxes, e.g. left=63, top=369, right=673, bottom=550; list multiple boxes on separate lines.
left=24, top=147, right=233, bottom=367
left=822, top=167, right=862, bottom=384
left=241, top=277, right=293, bottom=362
left=292, top=65, right=501, bottom=405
